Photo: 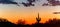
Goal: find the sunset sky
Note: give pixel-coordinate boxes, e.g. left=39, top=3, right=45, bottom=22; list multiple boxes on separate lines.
left=0, top=0, right=60, bottom=24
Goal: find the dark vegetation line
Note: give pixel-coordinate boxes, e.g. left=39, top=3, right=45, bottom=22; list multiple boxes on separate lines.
left=0, top=17, right=60, bottom=27
left=0, top=13, right=60, bottom=27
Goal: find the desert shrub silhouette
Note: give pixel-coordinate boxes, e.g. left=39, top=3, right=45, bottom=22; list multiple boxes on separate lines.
left=44, top=18, right=60, bottom=27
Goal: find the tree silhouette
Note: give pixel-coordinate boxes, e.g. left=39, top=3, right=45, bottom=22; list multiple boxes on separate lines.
left=17, top=19, right=28, bottom=27
left=44, top=18, right=60, bottom=27
left=17, top=19, right=26, bottom=25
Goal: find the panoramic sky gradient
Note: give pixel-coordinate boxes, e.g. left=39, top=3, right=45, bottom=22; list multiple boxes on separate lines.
left=0, top=0, right=60, bottom=24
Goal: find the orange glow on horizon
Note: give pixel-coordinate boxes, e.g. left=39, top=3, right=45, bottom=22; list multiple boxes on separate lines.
left=0, top=13, right=59, bottom=24
left=0, top=6, right=60, bottom=24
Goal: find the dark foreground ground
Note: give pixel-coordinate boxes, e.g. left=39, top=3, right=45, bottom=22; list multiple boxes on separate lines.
left=0, top=18, right=60, bottom=27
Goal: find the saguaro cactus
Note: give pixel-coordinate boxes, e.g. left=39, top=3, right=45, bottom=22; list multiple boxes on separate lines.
left=36, top=13, right=41, bottom=24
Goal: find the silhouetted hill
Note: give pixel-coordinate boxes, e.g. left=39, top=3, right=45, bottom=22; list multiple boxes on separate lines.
left=0, top=18, right=16, bottom=27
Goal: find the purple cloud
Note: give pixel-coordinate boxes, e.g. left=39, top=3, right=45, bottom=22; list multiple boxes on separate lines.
left=42, top=0, right=60, bottom=6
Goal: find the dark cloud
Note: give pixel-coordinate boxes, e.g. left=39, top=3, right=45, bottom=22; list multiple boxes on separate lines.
left=42, top=3, right=49, bottom=6
left=21, top=0, right=37, bottom=7
left=0, top=0, right=19, bottom=6
left=42, top=0, right=60, bottom=6
left=22, top=2, right=34, bottom=7
left=53, top=12, right=60, bottom=14
left=0, top=0, right=38, bottom=7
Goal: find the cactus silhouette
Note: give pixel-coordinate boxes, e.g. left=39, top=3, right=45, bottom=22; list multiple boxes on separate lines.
left=36, top=13, right=41, bottom=24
